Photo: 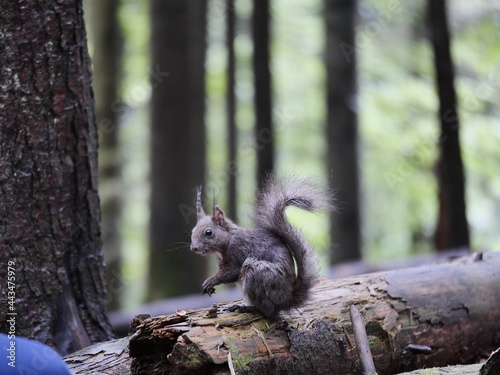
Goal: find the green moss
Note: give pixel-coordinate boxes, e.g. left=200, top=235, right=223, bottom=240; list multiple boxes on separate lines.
left=415, top=370, right=440, bottom=375
left=251, top=320, right=270, bottom=333
left=227, top=343, right=253, bottom=373
left=183, top=344, right=207, bottom=367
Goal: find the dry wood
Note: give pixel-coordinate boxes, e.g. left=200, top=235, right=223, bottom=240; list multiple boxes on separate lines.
left=65, top=337, right=131, bottom=375
left=396, top=363, right=482, bottom=375
left=126, top=252, right=500, bottom=374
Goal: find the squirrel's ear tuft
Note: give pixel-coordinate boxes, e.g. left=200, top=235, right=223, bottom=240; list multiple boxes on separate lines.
left=212, top=205, right=226, bottom=225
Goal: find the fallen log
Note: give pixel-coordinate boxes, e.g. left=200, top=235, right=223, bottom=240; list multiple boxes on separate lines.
left=396, top=363, right=482, bottom=375
left=126, top=252, right=500, bottom=374
left=393, top=348, right=499, bottom=375
left=109, top=249, right=469, bottom=337
left=64, top=337, right=131, bottom=374
left=480, top=347, right=500, bottom=375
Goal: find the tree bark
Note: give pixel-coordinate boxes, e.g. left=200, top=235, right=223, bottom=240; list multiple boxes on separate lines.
left=128, top=252, right=500, bottom=374
left=397, top=364, right=482, bottom=375
left=147, top=0, right=208, bottom=301
left=65, top=337, right=132, bottom=375
left=324, top=0, right=361, bottom=264
left=90, top=0, right=124, bottom=311
left=0, top=0, right=114, bottom=355
left=427, top=0, right=470, bottom=251
left=252, top=0, right=274, bottom=185
left=64, top=338, right=489, bottom=375
left=480, top=348, right=500, bottom=375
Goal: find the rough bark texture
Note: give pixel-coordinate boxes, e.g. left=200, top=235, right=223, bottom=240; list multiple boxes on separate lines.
left=252, top=0, right=274, bottom=185
left=480, top=347, right=500, bottom=375
left=428, top=0, right=470, bottom=251
left=324, top=0, right=361, bottom=264
left=0, top=0, right=114, bottom=354
left=128, top=252, right=500, bottom=374
left=90, top=0, right=124, bottom=311
left=65, top=337, right=131, bottom=375
left=397, top=364, right=482, bottom=375
left=147, top=0, right=208, bottom=300
left=64, top=338, right=488, bottom=375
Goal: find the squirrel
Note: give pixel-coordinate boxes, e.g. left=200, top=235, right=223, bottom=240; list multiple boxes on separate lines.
left=190, top=175, right=332, bottom=320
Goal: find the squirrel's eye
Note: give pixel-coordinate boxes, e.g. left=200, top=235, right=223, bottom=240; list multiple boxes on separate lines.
left=204, top=229, right=213, bottom=237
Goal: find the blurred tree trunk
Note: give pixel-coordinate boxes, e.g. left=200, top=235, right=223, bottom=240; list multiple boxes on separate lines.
left=0, top=0, right=114, bottom=355
left=427, top=0, right=470, bottom=251
left=90, top=0, right=123, bottom=311
left=325, top=0, right=361, bottom=264
left=252, top=0, right=274, bottom=185
left=148, top=0, right=208, bottom=301
left=227, top=0, right=238, bottom=222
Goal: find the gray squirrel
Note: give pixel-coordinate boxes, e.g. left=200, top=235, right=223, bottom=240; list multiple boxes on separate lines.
left=190, top=175, right=332, bottom=320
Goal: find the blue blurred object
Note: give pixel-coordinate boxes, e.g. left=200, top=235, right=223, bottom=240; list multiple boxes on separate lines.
left=0, top=333, right=72, bottom=375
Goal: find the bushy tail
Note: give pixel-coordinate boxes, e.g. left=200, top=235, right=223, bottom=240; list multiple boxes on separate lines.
left=252, top=175, right=333, bottom=307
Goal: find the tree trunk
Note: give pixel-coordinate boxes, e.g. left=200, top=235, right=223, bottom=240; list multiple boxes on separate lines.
left=324, top=0, right=361, bottom=264
left=0, top=0, right=114, bottom=355
left=252, top=0, right=274, bottom=184
left=90, top=0, right=124, bottom=311
left=128, top=252, right=500, bottom=374
left=148, top=0, right=208, bottom=301
left=427, top=0, right=470, bottom=251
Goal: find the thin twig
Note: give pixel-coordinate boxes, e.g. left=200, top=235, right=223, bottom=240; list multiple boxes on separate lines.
left=227, top=351, right=236, bottom=375
left=349, top=305, right=377, bottom=375
left=251, top=324, right=273, bottom=356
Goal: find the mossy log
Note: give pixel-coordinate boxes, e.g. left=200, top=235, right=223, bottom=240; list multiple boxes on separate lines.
left=127, top=252, right=500, bottom=374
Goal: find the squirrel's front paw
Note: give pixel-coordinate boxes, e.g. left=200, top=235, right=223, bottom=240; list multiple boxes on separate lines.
left=202, top=279, right=216, bottom=296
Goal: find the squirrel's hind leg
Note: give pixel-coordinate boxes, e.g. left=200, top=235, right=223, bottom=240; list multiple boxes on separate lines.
left=241, top=258, right=294, bottom=320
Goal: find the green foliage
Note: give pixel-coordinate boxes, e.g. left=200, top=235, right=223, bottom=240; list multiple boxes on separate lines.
left=358, top=0, right=500, bottom=258
left=451, top=6, right=500, bottom=252
left=112, top=0, right=151, bottom=307
left=118, top=0, right=150, bottom=99
left=88, top=0, right=500, bottom=306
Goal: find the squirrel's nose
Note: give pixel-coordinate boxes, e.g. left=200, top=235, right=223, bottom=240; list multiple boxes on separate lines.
left=190, top=245, right=198, bottom=252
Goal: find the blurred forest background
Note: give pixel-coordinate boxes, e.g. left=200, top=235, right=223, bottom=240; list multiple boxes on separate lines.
left=84, top=0, right=500, bottom=311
